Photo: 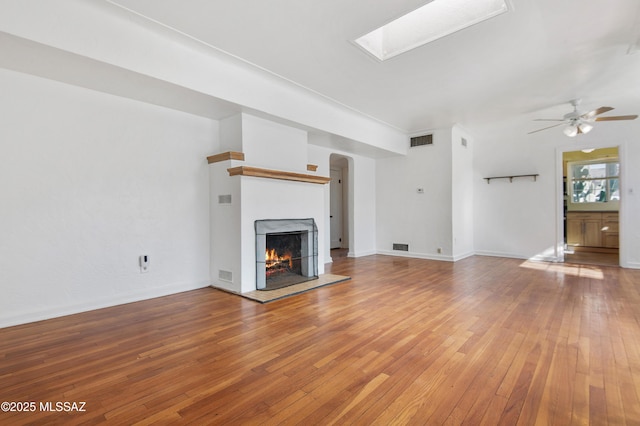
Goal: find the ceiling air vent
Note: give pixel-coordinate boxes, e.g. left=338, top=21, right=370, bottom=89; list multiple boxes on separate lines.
left=410, top=134, right=433, bottom=147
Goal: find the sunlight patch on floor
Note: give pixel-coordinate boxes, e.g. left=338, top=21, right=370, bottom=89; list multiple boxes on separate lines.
left=519, top=260, right=604, bottom=280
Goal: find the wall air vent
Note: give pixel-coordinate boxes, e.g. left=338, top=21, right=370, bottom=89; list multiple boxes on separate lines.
left=393, top=243, right=409, bottom=251
left=218, top=269, right=233, bottom=282
left=218, top=194, right=232, bottom=204
left=410, top=134, right=433, bottom=147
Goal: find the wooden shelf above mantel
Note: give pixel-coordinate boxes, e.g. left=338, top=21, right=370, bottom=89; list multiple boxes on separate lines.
left=227, top=166, right=331, bottom=184
left=207, top=151, right=245, bottom=164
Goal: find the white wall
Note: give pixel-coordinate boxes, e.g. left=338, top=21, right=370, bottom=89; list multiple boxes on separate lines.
left=241, top=113, right=308, bottom=172
left=0, top=0, right=407, bottom=156
left=308, top=143, right=333, bottom=264
left=623, top=133, right=640, bottom=268
left=473, top=125, right=557, bottom=261
left=349, top=155, right=377, bottom=257
left=376, top=128, right=454, bottom=260
left=209, top=157, right=242, bottom=294
left=473, top=118, right=640, bottom=268
left=451, top=125, right=474, bottom=260
left=308, top=141, right=377, bottom=259
left=219, top=114, right=243, bottom=152
left=0, top=69, right=218, bottom=327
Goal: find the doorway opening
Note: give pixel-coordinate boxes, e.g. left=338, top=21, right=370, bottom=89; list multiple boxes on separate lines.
left=562, top=147, right=620, bottom=267
left=330, top=154, right=350, bottom=259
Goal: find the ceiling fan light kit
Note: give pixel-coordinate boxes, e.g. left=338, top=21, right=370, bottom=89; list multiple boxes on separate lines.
left=578, top=122, right=593, bottom=133
left=563, top=125, right=578, bottom=137
left=529, top=99, right=637, bottom=137
left=563, top=121, right=593, bottom=137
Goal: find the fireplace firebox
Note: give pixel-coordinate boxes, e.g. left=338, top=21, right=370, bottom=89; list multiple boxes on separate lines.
left=255, top=219, right=318, bottom=290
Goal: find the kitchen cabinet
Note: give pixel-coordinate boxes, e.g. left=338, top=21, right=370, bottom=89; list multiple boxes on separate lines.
left=566, top=211, right=618, bottom=249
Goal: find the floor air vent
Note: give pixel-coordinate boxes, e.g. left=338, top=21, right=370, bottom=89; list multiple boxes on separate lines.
left=393, top=243, right=409, bottom=251
left=410, top=134, right=433, bottom=147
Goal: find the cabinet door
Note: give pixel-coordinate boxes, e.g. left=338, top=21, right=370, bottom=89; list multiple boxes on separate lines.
left=602, top=215, right=619, bottom=233
left=602, top=213, right=619, bottom=248
left=583, top=219, right=602, bottom=247
left=603, top=233, right=619, bottom=248
left=566, top=218, right=584, bottom=246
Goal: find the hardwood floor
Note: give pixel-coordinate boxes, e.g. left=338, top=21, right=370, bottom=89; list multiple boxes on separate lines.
left=565, top=250, right=619, bottom=267
left=2, top=255, right=640, bottom=424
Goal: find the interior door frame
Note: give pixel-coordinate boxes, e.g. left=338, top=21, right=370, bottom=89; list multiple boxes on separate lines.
left=330, top=167, right=343, bottom=249
left=555, top=140, right=627, bottom=266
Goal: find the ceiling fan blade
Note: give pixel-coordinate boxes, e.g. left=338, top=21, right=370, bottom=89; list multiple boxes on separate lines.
left=527, top=123, right=566, bottom=134
left=594, top=115, right=638, bottom=121
left=582, top=106, right=614, bottom=119
left=533, top=118, right=566, bottom=122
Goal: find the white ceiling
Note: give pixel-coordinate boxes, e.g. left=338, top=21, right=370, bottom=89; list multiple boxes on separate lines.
left=107, top=0, right=640, bottom=134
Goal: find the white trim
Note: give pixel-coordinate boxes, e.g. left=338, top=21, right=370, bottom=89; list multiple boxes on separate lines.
left=555, top=148, right=566, bottom=263
left=474, top=251, right=560, bottom=262
left=626, top=261, right=640, bottom=269
left=377, top=250, right=455, bottom=262
left=453, top=251, right=476, bottom=261
left=0, top=280, right=211, bottom=329
left=474, top=250, right=528, bottom=260
left=556, top=142, right=626, bottom=268
left=348, top=249, right=377, bottom=258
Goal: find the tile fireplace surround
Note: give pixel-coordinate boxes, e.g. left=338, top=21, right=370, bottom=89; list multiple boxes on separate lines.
left=255, top=218, right=319, bottom=290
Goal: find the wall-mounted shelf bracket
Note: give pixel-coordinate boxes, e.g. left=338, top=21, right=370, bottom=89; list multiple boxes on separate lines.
left=484, top=174, right=539, bottom=184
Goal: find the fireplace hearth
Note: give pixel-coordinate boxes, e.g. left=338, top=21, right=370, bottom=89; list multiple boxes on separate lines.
left=255, top=219, right=318, bottom=290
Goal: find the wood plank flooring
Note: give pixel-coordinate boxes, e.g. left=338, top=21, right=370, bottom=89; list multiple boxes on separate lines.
left=1, top=255, right=640, bottom=424
left=565, top=251, right=619, bottom=267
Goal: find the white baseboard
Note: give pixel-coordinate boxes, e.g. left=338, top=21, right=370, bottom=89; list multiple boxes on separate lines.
left=348, top=250, right=376, bottom=258
left=474, top=250, right=528, bottom=260
left=624, top=261, right=640, bottom=269
left=377, top=250, right=454, bottom=262
left=452, top=251, right=475, bottom=261
left=475, top=250, right=561, bottom=263
left=0, top=280, right=211, bottom=329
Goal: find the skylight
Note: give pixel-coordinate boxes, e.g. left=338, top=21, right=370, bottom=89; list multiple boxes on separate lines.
left=354, top=0, right=510, bottom=61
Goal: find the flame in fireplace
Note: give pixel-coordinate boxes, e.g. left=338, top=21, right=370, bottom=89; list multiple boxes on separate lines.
left=265, top=248, right=292, bottom=270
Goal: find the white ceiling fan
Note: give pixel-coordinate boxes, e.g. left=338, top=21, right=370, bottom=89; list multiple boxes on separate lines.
left=528, top=99, right=638, bottom=137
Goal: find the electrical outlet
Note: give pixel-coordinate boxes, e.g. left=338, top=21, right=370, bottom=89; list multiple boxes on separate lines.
left=437, top=248, right=442, bottom=254
left=139, top=255, right=149, bottom=273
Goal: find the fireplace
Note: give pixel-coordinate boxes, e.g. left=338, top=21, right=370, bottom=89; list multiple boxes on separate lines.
left=255, top=219, right=318, bottom=290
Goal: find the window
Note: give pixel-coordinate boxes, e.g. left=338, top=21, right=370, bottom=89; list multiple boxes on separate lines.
left=568, top=160, right=620, bottom=204
left=353, top=0, right=510, bottom=61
